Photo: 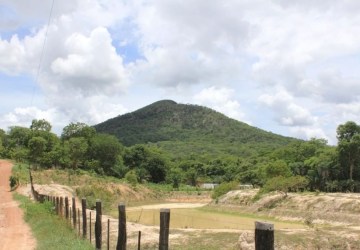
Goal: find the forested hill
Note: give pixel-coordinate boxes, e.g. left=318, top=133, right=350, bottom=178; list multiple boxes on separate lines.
left=94, top=100, right=299, bottom=160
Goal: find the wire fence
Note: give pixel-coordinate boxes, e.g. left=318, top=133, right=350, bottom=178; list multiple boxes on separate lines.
left=29, top=169, right=274, bottom=249
left=30, top=169, right=171, bottom=250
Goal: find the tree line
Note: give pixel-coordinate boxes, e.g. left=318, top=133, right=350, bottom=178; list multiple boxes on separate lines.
left=1, top=119, right=360, bottom=192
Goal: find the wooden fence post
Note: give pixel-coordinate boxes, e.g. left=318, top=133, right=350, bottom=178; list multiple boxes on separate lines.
left=60, top=197, right=64, bottom=217
left=78, top=208, right=81, bottom=235
left=107, top=219, right=110, bottom=250
left=95, top=200, right=102, bottom=250
left=116, top=203, right=127, bottom=250
left=56, top=197, right=59, bottom=215
left=82, top=198, right=87, bottom=238
left=138, top=231, right=141, bottom=250
left=72, top=197, right=77, bottom=227
left=65, top=197, right=69, bottom=219
left=90, top=211, right=92, bottom=243
left=159, top=208, right=170, bottom=250
left=255, top=221, right=274, bottom=250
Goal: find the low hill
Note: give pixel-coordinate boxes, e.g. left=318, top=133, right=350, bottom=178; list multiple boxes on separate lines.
left=94, top=100, right=299, bottom=160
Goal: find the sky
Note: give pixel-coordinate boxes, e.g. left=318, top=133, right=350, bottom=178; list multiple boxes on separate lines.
left=1, top=0, right=360, bottom=145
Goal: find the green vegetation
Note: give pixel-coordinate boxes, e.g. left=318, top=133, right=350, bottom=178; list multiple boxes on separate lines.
left=9, top=175, right=19, bottom=190
left=95, top=100, right=296, bottom=159
left=260, top=176, right=308, bottom=197
left=11, top=163, right=30, bottom=184
left=1, top=100, right=360, bottom=195
left=211, top=181, right=238, bottom=199
left=14, top=194, right=93, bottom=250
left=337, top=121, right=360, bottom=182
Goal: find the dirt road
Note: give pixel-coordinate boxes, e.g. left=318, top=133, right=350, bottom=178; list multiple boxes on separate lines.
left=0, top=160, right=36, bottom=250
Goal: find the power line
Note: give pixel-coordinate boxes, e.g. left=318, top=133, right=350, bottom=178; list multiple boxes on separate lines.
left=31, top=0, right=55, bottom=106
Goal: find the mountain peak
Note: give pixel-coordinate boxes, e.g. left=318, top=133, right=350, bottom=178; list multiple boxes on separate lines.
left=94, top=100, right=297, bottom=155
left=152, top=100, right=177, bottom=105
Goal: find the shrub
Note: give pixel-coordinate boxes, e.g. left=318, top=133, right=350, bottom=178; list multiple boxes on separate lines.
left=260, top=175, right=308, bottom=197
left=211, top=181, right=238, bottom=199
left=125, top=170, right=138, bottom=187
left=9, top=175, right=19, bottom=190
left=75, top=185, right=113, bottom=210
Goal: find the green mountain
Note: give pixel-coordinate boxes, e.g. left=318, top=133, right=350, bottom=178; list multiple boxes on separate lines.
left=94, top=100, right=299, bottom=161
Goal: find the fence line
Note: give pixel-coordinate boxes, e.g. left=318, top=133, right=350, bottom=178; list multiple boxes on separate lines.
left=29, top=169, right=171, bottom=249
left=29, top=169, right=274, bottom=249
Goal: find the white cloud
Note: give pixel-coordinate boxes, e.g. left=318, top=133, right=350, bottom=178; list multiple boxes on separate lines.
left=331, top=103, right=360, bottom=126
left=51, top=27, right=128, bottom=96
left=259, top=89, right=316, bottom=126
left=194, top=86, right=248, bottom=122
left=0, top=106, right=63, bottom=132
left=0, top=1, right=76, bottom=31
left=0, top=35, right=23, bottom=74
left=247, top=0, right=360, bottom=113
left=0, top=2, right=130, bottom=130
left=0, top=96, right=128, bottom=134
left=249, top=1, right=360, bottom=72
left=289, top=126, right=329, bottom=142
left=317, top=70, right=360, bottom=104
left=131, top=0, right=248, bottom=88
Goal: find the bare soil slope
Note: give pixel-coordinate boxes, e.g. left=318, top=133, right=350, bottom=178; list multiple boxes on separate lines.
left=219, top=189, right=360, bottom=225
left=0, top=160, right=36, bottom=250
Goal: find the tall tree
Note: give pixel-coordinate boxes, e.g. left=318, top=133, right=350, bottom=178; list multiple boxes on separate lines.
left=337, top=121, right=360, bottom=180
left=28, top=136, right=47, bottom=166
left=88, top=134, right=123, bottom=176
left=68, top=137, right=88, bottom=169
left=30, top=119, right=52, bottom=132
left=61, top=122, right=96, bottom=140
left=7, top=126, right=32, bottom=148
left=123, top=145, right=168, bottom=183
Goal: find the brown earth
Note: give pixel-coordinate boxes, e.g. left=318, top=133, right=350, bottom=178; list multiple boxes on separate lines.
left=218, top=189, right=360, bottom=225
left=0, top=160, right=36, bottom=250
left=215, top=189, right=360, bottom=249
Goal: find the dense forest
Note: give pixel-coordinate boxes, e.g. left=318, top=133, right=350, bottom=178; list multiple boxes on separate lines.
left=95, top=100, right=298, bottom=161
left=1, top=100, right=360, bottom=193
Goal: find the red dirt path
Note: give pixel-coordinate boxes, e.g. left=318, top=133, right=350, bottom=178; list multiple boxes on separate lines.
left=0, top=160, right=36, bottom=250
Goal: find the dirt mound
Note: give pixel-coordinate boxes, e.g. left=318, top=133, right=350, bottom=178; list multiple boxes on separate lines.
left=18, top=183, right=75, bottom=199
left=218, top=189, right=360, bottom=225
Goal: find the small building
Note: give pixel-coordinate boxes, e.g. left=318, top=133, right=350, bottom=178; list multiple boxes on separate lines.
left=201, top=183, right=219, bottom=189
left=238, top=184, right=253, bottom=190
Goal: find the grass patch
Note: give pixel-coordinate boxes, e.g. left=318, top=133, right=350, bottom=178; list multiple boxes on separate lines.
left=28, top=168, right=156, bottom=214
left=126, top=206, right=305, bottom=230
left=75, top=184, right=114, bottom=210
left=14, top=194, right=93, bottom=250
left=211, top=181, right=238, bottom=200
left=27, top=168, right=210, bottom=216
left=12, top=162, right=31, bottom=185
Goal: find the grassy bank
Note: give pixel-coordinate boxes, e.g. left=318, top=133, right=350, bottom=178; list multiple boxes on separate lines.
left=12, top=164, right=210, bottom=214
left=14, top=194, right=93, bottom=250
